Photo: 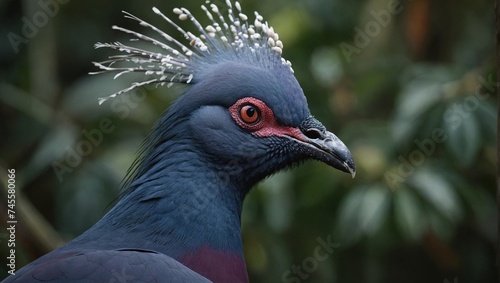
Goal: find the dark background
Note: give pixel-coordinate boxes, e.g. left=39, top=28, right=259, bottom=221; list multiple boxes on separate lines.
left=0, top=0, right=496, bottom=282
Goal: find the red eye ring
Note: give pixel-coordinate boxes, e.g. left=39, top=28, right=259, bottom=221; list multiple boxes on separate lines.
left=239, top=104, right=260, bottom=124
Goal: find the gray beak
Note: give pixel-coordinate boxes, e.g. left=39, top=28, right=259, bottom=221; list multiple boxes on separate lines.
left=296, top=117, right=356, bottom=178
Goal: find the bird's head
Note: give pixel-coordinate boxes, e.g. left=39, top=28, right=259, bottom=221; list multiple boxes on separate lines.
left=92, top=1, right=355, bottom=191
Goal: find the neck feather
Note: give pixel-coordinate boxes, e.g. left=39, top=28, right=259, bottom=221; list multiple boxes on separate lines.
left=72, top=117, right=249, bottom=282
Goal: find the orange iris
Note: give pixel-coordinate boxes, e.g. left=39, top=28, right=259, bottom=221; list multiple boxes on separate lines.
left=239, top=104, right=260, bottom=124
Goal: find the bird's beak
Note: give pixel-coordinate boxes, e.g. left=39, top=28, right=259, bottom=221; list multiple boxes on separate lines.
left=292, top=117, right=356, bottom=178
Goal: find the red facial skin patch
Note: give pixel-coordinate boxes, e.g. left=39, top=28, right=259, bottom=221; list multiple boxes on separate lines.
left=229, top=97, right=305, bottom=141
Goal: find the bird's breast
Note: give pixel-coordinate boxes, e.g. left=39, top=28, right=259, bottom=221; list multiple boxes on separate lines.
left=178, top=245, right=248, bottom=283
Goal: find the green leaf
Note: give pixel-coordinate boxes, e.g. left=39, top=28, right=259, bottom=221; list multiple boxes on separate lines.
left=261, top=172, right=294, bottom=232
left=454, top=182, right=496, bottom=230
left=336, top=186, right=366, bottom=243
left=443, top=101, right=481, bottom=166
left=393, top=65, right=461, bottom=145
left=410, top=169, right=462, bottom=223
left=310, top=47, right=343, bottom=87
left=21, top=124, right=79, bottom=186
left=358, top=185, right=390, bottom=236
left=474, top=100, right=496, bottom=144
left=57, top=162, right=115, bottom=236
left=426, top=209, right=453, bottom=240
left=0, top=83, right=54, bottom=126
left=392, top=81, right=441, bottom=145
left=336, top=185, right=389, bottom=243
left=392, top=83, right=440, bottom=144
left=394, top=187, right=424, bottom=240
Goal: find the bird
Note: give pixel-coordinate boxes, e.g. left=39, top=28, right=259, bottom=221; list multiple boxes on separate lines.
left=4, top=1, right=355, bottom=282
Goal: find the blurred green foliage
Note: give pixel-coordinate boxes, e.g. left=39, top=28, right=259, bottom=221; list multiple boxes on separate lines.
left=0, top=0, right=496, bottom=282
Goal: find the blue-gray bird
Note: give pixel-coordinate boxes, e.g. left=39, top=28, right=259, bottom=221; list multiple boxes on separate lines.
left=4, top=1, right=355, bottom=282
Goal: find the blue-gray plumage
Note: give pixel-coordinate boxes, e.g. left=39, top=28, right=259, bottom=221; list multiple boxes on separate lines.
left=3, top=1, right=355, bottom=282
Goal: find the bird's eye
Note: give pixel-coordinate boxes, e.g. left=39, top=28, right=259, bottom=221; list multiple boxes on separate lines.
left=239, top=104, right=260, bottom=124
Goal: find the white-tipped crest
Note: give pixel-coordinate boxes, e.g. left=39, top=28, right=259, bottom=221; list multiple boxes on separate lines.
left=91, top=1, right=293, bottom=105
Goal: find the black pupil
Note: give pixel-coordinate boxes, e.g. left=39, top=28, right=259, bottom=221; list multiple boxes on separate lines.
left=245, top=106, right=255, bottom=118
